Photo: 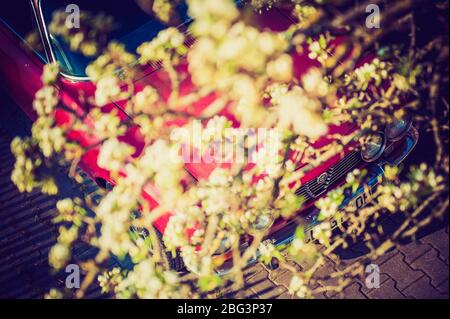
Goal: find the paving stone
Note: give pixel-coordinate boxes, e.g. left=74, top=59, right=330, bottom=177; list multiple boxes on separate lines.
left=312, top=257, right=351, bottom=298
left=333, top=282, right=367, bottom=299
left=360, top=273, right=390, bottom=295
left=271, top=269, right=290, bottom=287
left=242, top=288, right=259, bottom=299
left=397, top=241, right=432, bottom=263
left=265, top=265, right=288, bottom=282
left=313, top=257, right=340, bottom=280
left=243, top=263, right=266, bottom=281
left=366, top=278, right=406, bottom=299
left=277, top=291, right=294, bottom=299
left=253, top=283, right=287, bottom=299
left=373, top=248, right=400, bottom=266
left=436, top=279, right=449, bottom=295
left=379, top=253, right=424, bottom=290
left=0, top=127, right=103, bottom=299
left=331, top=254, right=366, bottom=276
left=221, top=267, right=270, bottom=298
left=402, top=276, right=447, bottom=299
left=291, top=247, right=325, bottom=271
left=420, top=228, right=449, bottom=262
left=411, top=249, right=449, bottom=287
left=269, top=258, right=302, bottom=282
left=246, top=265, right=269, bottom=284
left=245, top=272, right=284, bottom=299
left=311, top=290, right=329, bottom=299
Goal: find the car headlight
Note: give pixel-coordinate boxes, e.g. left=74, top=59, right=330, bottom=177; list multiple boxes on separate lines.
left=251, top=214, right=274, bottom=231
left=361, top=132, right=386, bottom=162
left=385, top=114, right=412, bottom=142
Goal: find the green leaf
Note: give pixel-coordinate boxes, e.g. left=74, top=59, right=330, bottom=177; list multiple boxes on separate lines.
left=295, top=225, right=306, bottom=242
left=319, top=34, right=327, bottom=49
left=198, top=275, right=223, bottom=292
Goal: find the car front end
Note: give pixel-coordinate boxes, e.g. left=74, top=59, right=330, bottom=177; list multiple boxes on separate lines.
left=26, top=0, right=420, bottom=274
left=214, top=118, right=419, bottom=274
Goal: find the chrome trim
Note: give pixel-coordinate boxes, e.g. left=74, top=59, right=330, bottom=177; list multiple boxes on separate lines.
left=361, top=132, right=387, bottom=163
left=380, top=125, right=419, bottom=166
left=34, top=0, right=195, bottom=82
left=34, top=0, right=104, bottom=82
left=385, top=114, right=413, bottom=142
left=295, top=151, right=362, bottom=200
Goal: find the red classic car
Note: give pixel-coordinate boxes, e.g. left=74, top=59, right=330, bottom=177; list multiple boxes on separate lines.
left=0, top=0, right=418, bottom=271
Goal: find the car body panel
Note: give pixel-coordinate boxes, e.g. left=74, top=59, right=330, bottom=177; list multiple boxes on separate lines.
left=0, top=23, right=44, bottom=119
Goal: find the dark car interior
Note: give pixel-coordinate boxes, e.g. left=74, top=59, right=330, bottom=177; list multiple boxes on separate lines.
left=41, top=0, right=191, bottom=77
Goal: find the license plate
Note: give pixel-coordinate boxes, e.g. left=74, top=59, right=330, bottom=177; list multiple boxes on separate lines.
left=304, top=186, right=376, bottom=244
left=353, top=190, right=370, bottom=209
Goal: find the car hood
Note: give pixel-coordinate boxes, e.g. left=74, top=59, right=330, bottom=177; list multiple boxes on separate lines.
left=56, top=5, right=361, bottom=187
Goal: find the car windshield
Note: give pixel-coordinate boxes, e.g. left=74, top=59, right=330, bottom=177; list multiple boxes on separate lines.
left=41, top=0, right=191, bottom=78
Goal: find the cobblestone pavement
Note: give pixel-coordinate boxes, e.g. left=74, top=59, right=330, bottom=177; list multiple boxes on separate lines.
left=0, top=89, right=109, bottom=298
left=219, top=223, right=449, bottom=299
left=0, top=130, right=109, bottom=298
left=0, top=90, right=448, bottom=299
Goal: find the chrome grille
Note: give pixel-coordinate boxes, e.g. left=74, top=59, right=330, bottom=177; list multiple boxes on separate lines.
left=295, top=151, right=362, bottom=201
